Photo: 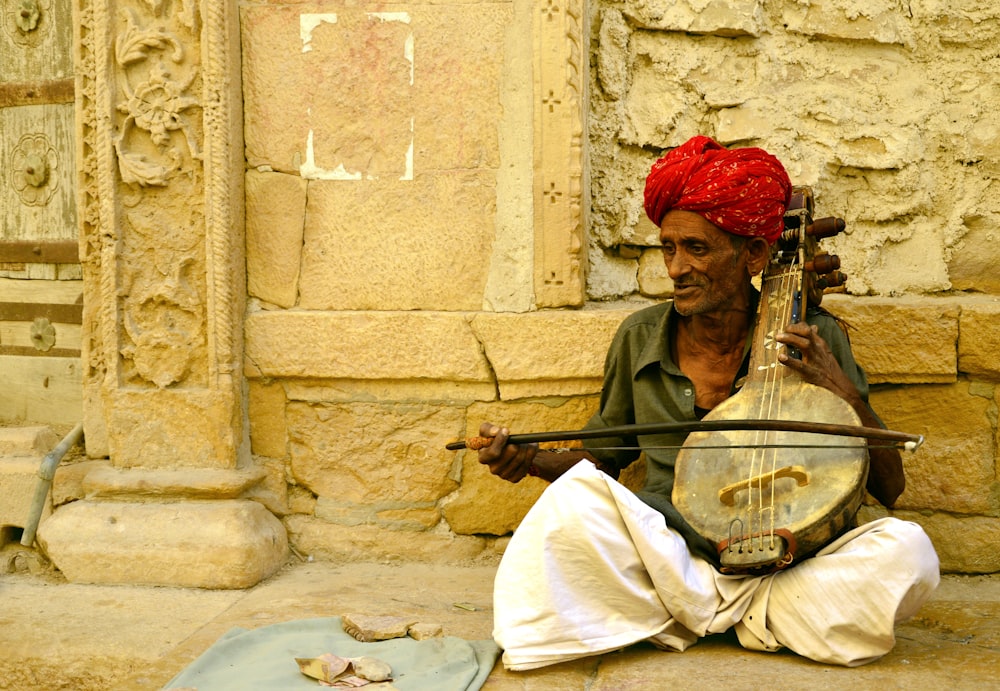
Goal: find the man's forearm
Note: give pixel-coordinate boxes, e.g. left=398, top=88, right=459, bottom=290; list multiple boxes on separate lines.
left=530, top=450, right=601, bottom=483
left=843, top=391, right=905, bottom=507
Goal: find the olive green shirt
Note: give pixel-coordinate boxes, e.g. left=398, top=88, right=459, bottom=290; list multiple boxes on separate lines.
left=581, top=293, right=873, bottom=562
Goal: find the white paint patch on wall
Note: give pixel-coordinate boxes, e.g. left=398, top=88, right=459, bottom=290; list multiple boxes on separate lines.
left=297, top=11, right=415, bottom=181
left=300, top=13, right=337, bottom=53
left=366, top=13, right=414, bottom=86
left=402, top=117, right=414, bottom=181
left=300, top=131, right=362, bottom=180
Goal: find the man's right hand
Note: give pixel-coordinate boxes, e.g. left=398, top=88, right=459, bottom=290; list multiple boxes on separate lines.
left=477, top=422, right=538, bottom=483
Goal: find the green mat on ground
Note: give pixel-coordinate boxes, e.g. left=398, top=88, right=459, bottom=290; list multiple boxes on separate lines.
left=163, top=616, right=500, bottom=690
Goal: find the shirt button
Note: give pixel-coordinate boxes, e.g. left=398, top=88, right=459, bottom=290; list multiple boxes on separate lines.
left=684, top=388, right=692, bottom=396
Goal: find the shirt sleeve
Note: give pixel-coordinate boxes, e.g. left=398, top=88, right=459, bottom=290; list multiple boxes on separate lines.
left=580, top=324, right=643, bottom=471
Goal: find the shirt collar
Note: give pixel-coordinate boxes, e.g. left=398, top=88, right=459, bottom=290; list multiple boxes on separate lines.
left=632, top=287, right=761, bottom=381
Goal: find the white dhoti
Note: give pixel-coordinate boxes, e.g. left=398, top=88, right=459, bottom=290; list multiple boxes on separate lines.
left=493, top=461, right=939, bottom=670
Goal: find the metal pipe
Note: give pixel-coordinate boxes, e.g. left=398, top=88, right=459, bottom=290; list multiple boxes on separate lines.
left=20, top=422, right=84, bottom=547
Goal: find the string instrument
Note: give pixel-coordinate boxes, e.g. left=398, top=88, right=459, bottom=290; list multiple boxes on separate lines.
left=672, top=187, right=863, bottom=574
left=447, top=187, right=922, bottom=573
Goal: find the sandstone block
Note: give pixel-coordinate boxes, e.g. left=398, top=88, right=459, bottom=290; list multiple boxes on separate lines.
left=620, top=34, right=739, bottom=148
left=242, top=3, right=509, bottom=175
left=870, top=382, right=996, bottom=514
left=38, top=500, right=288, bottom=588
left=949, top=218, right=1000, bottom=293
left=630, top=31, right=765, bottom=111
left=245, top=170, right=307, bottom=308
left=241, top=5, right=409, bottom=174
left=342, top=613, right=415, bottom=642
left=285, top=379, right=497, bottom=406
left=374, top=506, right=441, bottom=531
left=245, top=310, right=493, bottom=383
left=406, top=3, right=511, bottom=173
left=313, top=498, right=371, bottom=527
left=0, top=426, right=59, bottom=456
left=107, top=389, right=244, bottom=470
left=818, top=163, right=932, bottom=225
left=80, top=466, right=267, bottom=500
left=287, top=401, right=462, bottom=504
left=584, top=252, right=642, bottom=303
left=596, top=9, right=629, bottom=101
left=443, top=398, right=598, bottom=535
left=958, top=300, right=1000, bottom=379
left=823, top=296, right=958, bottom=383
left=296, top=174, right=495, bottom=311
left=51, top=459, right=109, bottom=506
left=470, top=310, right=628, bottom=399
left=782, top=0, right=913, bottom=45
left=851, top=221, right=953, bottom=296
left=619, top=214, right=662, bottom=248
left=637, top=248, right=673, bottom=298
left=249, top=380, right=289, bottom=458
left=830, top=131, right=923, bottom=172
left=407, top=622, right=443, bottom=640
left=245, top=456, right=292, bottom=517
left=918, top=5, right=1000, bottom=46
left=284, top=515, right=489, bottom=564
left=0, top=457, right=49, bottom=531
left=625, top=0, right=764, bottom=37
left=716, top=104, right=771, bottom=146
left=288, top=484, right=318, bottom=515
left=443, top=451, right=546, bottom=536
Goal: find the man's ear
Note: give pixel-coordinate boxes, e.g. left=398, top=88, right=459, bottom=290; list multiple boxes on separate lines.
left=745, top=237, right=771, bottom=276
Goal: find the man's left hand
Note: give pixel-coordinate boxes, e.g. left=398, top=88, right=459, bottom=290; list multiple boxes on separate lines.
left=775, top=322, right=857, bottom=401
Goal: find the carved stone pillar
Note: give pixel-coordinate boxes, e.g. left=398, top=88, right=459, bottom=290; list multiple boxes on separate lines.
left=533, top=0, right=587, bottom=308
left=37, top=0, right=287, bottom=588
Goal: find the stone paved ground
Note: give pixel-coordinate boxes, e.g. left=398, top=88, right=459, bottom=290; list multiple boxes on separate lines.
left=1, top=558, right=998, bottom=690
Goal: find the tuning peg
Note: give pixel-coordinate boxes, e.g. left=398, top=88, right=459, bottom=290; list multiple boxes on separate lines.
left=805, top=253, right=841, bottom=274
left=806, top=217, right=846, bottom=239
left=816, top=271, right=848, bottom=289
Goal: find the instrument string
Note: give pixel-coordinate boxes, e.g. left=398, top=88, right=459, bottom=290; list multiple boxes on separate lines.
left=761, top=265, right=784, bottom=550
left=747, top=270, right=771, bottom=551
left=748, top=267, right=774, bottom=546
left=744, top=263, right=769, bottom=550
left=772, top=256, right=800, bottom=547
left=753, top=255, right=800, bottom=552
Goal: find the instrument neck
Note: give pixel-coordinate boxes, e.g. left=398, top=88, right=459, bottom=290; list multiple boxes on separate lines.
left=745, top=250, right=804, bottom=386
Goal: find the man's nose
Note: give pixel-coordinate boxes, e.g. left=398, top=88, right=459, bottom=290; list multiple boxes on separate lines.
left=664, top=251, right=690, bottom=278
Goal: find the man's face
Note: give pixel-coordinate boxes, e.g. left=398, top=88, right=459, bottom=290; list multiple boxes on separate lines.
left=659, top=210, right=753, bottom=317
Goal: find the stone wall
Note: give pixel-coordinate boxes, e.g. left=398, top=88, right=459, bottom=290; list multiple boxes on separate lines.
left=43, top=0, right=997, bottom=586
left=239, top=0, right=1000, bottom=575
left=587, top=0, right=1000, bottom=300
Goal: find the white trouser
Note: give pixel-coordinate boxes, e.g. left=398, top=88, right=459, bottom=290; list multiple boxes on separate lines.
left=493, top=461, right=939, bottom=670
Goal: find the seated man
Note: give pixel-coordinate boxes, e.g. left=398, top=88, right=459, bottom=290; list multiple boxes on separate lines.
left=478, top=135, right=939, bottom=670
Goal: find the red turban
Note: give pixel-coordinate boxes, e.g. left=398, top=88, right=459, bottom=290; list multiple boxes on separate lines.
left=643, top=135, right=792, bottom=244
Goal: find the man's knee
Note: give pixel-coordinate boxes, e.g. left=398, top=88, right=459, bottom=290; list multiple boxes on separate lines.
left=872, top=518, right=938, bottom=577
left=868, top=518, right=940, bottom=620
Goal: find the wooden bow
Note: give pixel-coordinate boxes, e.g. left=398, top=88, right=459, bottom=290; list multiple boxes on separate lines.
left=446, top=419, right=924, bottom=452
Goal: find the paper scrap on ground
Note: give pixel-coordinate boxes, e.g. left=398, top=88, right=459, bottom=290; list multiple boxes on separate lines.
left=296, top=653, right=393, bottom=686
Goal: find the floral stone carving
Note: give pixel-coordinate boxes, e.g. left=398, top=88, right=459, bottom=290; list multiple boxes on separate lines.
left=10, top=133, right=59, bottom=206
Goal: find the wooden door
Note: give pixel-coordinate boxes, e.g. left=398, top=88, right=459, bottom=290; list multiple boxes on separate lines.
left=0, top=0, right=81, bottom=427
